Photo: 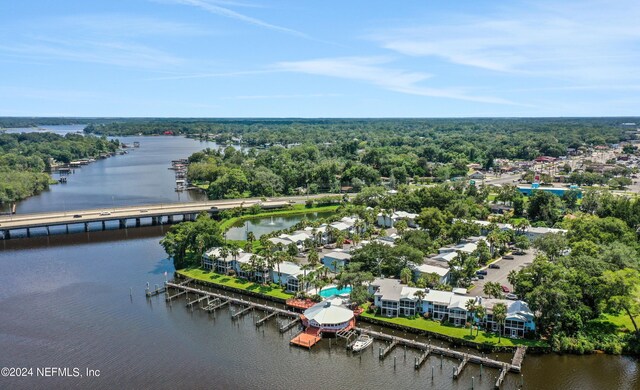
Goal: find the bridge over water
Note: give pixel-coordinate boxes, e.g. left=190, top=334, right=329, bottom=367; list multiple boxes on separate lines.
left=0, top=195, right=326, bottom=239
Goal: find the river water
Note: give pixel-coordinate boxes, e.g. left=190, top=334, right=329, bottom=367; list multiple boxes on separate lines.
left=0, top=126, right=638, bottom=389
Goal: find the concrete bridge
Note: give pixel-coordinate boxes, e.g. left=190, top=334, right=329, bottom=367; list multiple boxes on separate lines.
left=0, top=195, right=329, bottom=239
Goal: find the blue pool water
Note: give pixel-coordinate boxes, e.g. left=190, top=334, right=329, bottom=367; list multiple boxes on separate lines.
left=319, top=286, right=352, bottom=297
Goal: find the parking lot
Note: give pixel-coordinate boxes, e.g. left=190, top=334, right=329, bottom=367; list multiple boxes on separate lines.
left=468, top=250, right=536, bottom=297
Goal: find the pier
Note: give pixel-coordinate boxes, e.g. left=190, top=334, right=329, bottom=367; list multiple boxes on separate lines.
left=204, top=298, right=229, bottom=312
left=414, top=348, right=431, bottom=369
left=164, top=282, right=298, bottom=318
left=186, top=294, right=210, bottom=307
left=378, top=339, right=399, bottom=360
left=232, top=305, right=254, bottom=320
left=357, top=328, right=522, bottom=373
left=495, top=365, right=510, bottom=388
left=157, top=280, right=527, bottom=383
left=255, top=312, right=277, bottom=327
left=279, top=317, right=300, bottom=333
left=453, top=354, right=470, bottom=379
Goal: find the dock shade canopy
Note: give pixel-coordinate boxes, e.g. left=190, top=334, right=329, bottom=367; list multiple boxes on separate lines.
left=303, top=298, right=354, bottom=325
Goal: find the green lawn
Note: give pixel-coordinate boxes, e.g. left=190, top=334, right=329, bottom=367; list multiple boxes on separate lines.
left=359, top=309, right=548, bottom=348
left=178, top=268, right=293, bottom=300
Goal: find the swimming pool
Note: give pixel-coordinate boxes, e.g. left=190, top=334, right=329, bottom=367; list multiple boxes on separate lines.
left=319, top=286, right=352, bottom=297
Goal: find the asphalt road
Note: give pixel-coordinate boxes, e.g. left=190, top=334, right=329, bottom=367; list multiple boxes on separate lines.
left=468, top=250, right=536, bottom=297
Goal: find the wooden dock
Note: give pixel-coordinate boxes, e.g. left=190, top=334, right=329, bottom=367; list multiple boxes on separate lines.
left=495, top=364, right=509, bottom=388
left=146, top=286, right=166, bottom=297
left=186, top=294, right=209, bottom=307
left=378, top=340, right=398, bottom=360
left=232, top=305, right=254, bottom=320
left=164, top=282, right=298, bottom=318
left=207, top=299, right=229, bottom=312
left=256, top=312, right=277, bottom=327
left=290, top=327, right=322, bottom=349
left=414, top=348, right=431, bottom=369
left=511, top=346, right=527, bottom=369
left=357, top=328, right=520, bottom=373
left=279, top=318, right=300, bottom=333
left=453, top=354, right=470, bottom=379
left=165, top=290, right=186, bottom=301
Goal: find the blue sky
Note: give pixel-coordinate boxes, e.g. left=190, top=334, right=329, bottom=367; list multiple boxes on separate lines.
left=1, top=0, right=639, bottom=117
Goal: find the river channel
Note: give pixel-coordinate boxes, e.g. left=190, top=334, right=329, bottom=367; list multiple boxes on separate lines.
left=0, top=126, right=638, bottom=389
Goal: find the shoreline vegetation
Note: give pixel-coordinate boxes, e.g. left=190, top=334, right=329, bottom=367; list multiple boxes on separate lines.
left=0, top=131, right=120, bottom=207
left=162, top=183, right=640, bottom=355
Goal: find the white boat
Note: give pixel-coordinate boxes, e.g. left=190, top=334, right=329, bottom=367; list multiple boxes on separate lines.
left=351, top=334, right=373, bottom=352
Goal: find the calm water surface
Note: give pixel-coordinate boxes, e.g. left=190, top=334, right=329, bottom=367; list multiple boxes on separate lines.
left=0, top=126, right=638, bottom=389
left=225, top=211, right=335, bottom=240
left=10, top=124, right=235, bottom=213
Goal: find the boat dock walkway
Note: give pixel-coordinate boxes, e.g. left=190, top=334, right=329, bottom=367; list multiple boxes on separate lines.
left=511, top=346, right=527, bottom=369
left=164, top=282, right=298, bottom=318
left=279, top=318, right=300, bottom=333
left=357, top=328, right=522, bottom=373
left=414, top=348, right=431, bottom=369
left=232, top=305, right=254, bottom=320
left=256, top=312, right=277, bottom=327
left=453, top=354, right=470, bottom=378
left=378, top=339, right=399, bottom=360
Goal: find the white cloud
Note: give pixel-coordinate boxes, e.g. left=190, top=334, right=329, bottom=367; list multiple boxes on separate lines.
left=220, top=93, right=342, bottom=100
left=53, top=14, right=211, bottom=38
left=0, top=37, right=185, bottom=69
left=157, top=0, right=309, bottom=38
left=275, top=56, right=516, bottom=105
left=369, top=0, right=640, bottom=83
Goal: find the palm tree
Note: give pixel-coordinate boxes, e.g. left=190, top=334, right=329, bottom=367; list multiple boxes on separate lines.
left=307, top=248, right=320, bottom=268
left=493, top=303, right=508, bottom=343
left=513, top=219, right=530, bottom=235
left=465, top=299, right=477, bottom=335
left=414, top=290, right=425, bottom=314
left=274, top=251, right=286, bottom=286
left=486, top=230, right=500, bottom=257
left=475, top=305, right=486, bottom=336
left=246, top=231, right=256, bottom=244
left=400, top=267, right=413, bottom=284
left=249, top=254, right=259, bottom=281
left=300, top=263, right=311, bottom=291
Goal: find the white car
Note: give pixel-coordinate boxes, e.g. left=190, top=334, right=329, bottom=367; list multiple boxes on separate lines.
left=100, top=211, right=111, bottom=216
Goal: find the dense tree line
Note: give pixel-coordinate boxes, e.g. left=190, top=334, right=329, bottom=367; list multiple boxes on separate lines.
left=0, top=132, right=119, bottom=204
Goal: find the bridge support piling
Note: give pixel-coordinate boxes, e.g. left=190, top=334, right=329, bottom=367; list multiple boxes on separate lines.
left=26, top=228, right=31, bottom=238
left=135, top=218, right=141, bottom=227
left=84, top=223, right=89, bottom=232
left=119, top=219, right=126, bottom=229
left=167, top=215, right=174, bottom=224
left=101, top=221, right=106, bottom=230
left=46, top=226, right=50, bottom=236
left=65, top=225, right=69, bottom=234
left=152, top=217, right=158, bottom=226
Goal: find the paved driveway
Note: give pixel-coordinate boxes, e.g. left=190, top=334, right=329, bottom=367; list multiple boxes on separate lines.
left=468, top=250, right=536, bottom=296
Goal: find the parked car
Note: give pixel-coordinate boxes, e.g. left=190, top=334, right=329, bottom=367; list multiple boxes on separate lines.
left=476, top=270, right=488, bottom=276
left=477, top=275, right=485, bottom=280
left=489, top=264, right=501, bottom=269
left=505, top=293, right=518, bottom=300
left=73, top=214, right=82, bottom=218
left=501, top=285, right=511, bottom=293
left=471, top=277, right=479, bottom=281
left=503, top=255, right=515, bottom=260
